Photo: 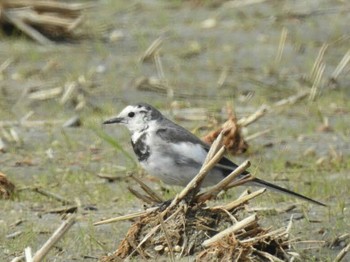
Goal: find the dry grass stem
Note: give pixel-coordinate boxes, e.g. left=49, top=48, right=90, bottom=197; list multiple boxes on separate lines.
left=310, top=43, right=328, bottom=82
left=197, top=160, right=251, bottom=202
left=29, top=187, right=73, bottom=205
left=334, top=242, right=350, bottom=262
left=0, top=58, right=14, bottom=74
left=128, top=187, right=157, bottom=205
left=0, top=120, right=63, bottom=128
left=158, top=214, right=175, bottom=262
left=0, top=0, right=93, bottom=44
left=10, top=256, right=24, bottom=262
left=139, top=36, right=164, bottom=62
left=224, top=0, right=267, bottom=9
left=330, top=49, right=350, bottom=82
left=237, top=105, right=269, bottom=127
left=253, top=249, right=285, bottom=262
left=24, top=247, right=33, bottom=262
left=309, top=62, right=326, bottom=101
left=27, top=87, right=62, bottom=100
left=245, top=128, right=271, bottom=141
left=202, top=214, right=257, bottom=247
left=275, top=27, right=288, bottom=64
left=0, top=172, right=15, bottom=199
left=130, top=175, right=164, bottom=203
left=273, top=91, right=309, bottom=107
left=213, top=188, right=266, bottom=211
left=93, top=207, right=159, bottom=226
left=175, top=145, right=226, bottom=204
left=217, top=67, right=228, bottom=88
left=32, top=214, right=76, bottom=262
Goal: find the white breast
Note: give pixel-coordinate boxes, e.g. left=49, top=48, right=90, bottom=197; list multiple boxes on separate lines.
left=139, top=127, right=223, bottom=187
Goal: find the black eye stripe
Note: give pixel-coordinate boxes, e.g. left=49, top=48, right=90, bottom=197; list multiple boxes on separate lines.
left=128, top=112, right=135, bottom=117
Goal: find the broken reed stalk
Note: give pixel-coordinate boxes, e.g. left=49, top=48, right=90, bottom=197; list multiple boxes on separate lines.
left=158, top=214, right=175, bottom=262
left=93, top=207, right=159, bottom=226
left=334, top=242, right=350, bottom=262
left=309, top=62, right=326, bottom=101
left=330, top=49, right=350, bottom=82
left=139, top=36, right=164, bottom=62
left=310, top=43, right=328, bottom=82
left=32, top=214, right=76, bottom=262
left=130, top=174, right=164, bottom=203
left=245, top=128, right=271, bottom=141
left=31, top=187, right=73, bottom=205
left=128, top=207, right=184, bottom=258
left=202, top=214, right=257, bottom=247
left=196, top=160, right=251, bottom=202
left=166, top=132, right=225, bottom=210
left=1, top=0, right=93, bottom=45
left=128, top=187, right=157, bottom=205
left=273, top=91, right=309, bottom=107
left=275, top=27, right=288, bottom=65
left=24, top=247, right=33, bottom=262
left=212, top=188, right=266, bottom=211
left=237, top=106, right=269, bottom=127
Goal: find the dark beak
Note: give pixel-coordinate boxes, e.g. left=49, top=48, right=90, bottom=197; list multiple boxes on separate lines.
left=103, top=117, right=123, bottom=125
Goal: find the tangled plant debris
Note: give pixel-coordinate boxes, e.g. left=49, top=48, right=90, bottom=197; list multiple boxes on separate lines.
left=96, top=133, right=298, bottom=261
left=0, top=0, right=93, bottom=44
left=0, top=171, right=15, bottom=199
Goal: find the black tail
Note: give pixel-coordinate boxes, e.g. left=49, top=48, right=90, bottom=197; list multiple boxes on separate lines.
left=249, top=177, right=327, bottom=207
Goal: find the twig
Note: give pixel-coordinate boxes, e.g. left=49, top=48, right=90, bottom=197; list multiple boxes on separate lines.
left=0, top=120, right=63, bottom=128
left=212, top=188, right=266, bottom=211
left=167, top=132, right=225, bottom=210
left=130, top=175, right=164, bottom=203
left=128, top=207, right=183, bottom=258
left=237, top=106, right=269, bottom=127
left=0, top=58, right=14, bottom=74
left=2, top=10, right=53, bottom=45
left=10, top=256, right=24, bottom=262
left=30, top=187, right=73, bottom=205
left=334, top=242, right=350, bottom=262
left=202, top=214, right=257, bottom=247
left=273, top=91, right=309, bottom=107
left=330, top=49, right=350, bottom=82
left=32, top=214, right=76, bottom=262
left=139, top=36, right=164, bottom=62
left=158, top=214, right=175, bottom=262
left=27, top=87, right=62, bottom=100
left=275, top=27, right=288, bottom=65
left=246, top=129, right=271, bottom=141
left=223, top=0, right=267, bottom=8
left=3, top=1, right=94, bottom=12
left=309, top=62, right=326, bottom=101
left=128, top=186, right=157, bottom=205
left=217, top=67, right=228, bottom=88
left=253, top=249, right=285, bottom=262
left=240, top=227, right=286, bottom=244
left=310, top=44, right=328, bottom=82
left=24, top=247, right=33, bottom=262
left=125, top=236, right=148, bottom=261
left=93, top=207, right=159, bottom=226
left=196, top=160, right=251, bottom=202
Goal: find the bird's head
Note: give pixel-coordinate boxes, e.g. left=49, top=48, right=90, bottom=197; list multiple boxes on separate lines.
left=103, top=103, right=162, bottom=133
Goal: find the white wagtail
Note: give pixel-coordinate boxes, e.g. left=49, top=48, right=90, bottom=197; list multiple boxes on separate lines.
left=103, top=103, right=326, bottom=206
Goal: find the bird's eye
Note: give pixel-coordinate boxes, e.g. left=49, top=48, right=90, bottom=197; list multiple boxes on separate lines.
left=128, top=112, right=135, bottom=118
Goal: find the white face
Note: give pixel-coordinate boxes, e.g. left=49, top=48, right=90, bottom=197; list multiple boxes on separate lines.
left=104, top=104, right=156, bottom=133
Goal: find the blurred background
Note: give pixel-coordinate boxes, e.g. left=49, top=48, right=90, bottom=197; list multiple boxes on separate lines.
left=0, top=0, right=349, bottom=261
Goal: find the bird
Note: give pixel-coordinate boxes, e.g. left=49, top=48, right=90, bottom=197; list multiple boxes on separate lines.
left=103, top=102, right=326, bottom=206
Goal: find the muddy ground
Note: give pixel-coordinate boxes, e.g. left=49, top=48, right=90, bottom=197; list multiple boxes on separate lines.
left=0, top=0, right=349, bottom=261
